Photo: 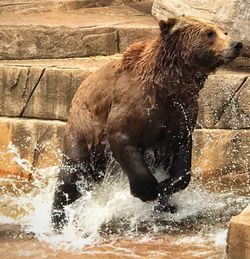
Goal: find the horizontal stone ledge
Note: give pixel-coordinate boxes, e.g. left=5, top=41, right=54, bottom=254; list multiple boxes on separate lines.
left=0, top=5, right=158, bottom=60
left=0, top=59, right=249, bottom=129
left=0, top=117, right=249, bottom=189
left=0, top=224, right=34, bottom=240
left=0, top=56, right=120, bottom=121
left=192, top=129, right=250, bottom=192
left=226, top=205, right=250, bottom=259
left=0, top=0, right=146, bottom=14
left=0, top=117, right=65, bottom=179
left=0, top=26, right=119, bottom=60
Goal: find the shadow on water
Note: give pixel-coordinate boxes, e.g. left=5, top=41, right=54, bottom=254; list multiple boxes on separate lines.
left=0, top=144, right=249, bottom=258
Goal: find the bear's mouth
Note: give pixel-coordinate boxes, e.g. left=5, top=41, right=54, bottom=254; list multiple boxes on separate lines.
left=219, top=48, right=242, bottom=63
left=219, top=53, right=240, bottom=64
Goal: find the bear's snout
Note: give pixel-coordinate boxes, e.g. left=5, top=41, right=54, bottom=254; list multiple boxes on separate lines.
left=230, top=41, right=243, bottom=55
left=221, top=41, right=243, bottom=62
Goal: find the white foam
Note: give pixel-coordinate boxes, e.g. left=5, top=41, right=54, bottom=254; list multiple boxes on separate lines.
left=20, top=170, right=226, bottom=251
left=1, top=144, right=249, bottom=253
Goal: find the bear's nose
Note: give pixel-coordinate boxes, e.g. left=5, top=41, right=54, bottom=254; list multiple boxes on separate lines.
left=231, top=42, right=243, bottom=51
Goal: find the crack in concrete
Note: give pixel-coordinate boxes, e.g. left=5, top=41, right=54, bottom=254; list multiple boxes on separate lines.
left=216, top=76, right=248, bottom=124
left=116, top=30, right=120, bottom=53
left=21, top=67, right=31, bottom=98
left=19, top=67, right=46, bottom=117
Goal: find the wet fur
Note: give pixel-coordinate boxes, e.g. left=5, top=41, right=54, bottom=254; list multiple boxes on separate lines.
left=51, top=17, right=242, bottom=229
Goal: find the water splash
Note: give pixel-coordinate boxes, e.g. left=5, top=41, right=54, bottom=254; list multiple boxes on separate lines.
left=7, top=143, right=31, bottom=172
left=0, top=144, right=249, bottom=254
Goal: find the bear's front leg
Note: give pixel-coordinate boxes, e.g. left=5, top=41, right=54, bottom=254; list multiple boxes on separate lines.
left=51, top=162, right=82, bottom=230
left=51, top=126, right=92, bottom=231
left=156, top=136, right=192, bottom=212
left=108, top=132, right=158, bottom=202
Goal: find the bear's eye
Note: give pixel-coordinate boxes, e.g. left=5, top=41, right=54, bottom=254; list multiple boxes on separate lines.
left=224, top=32, right=228, bottom=35
left=207, top=30, right=215, bottom=39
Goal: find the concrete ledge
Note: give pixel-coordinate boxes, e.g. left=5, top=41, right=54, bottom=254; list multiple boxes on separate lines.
left=0, top=117, right=65, bottom=179
left=197, top=71, right=250, bottom=129
left=0, top=224, right=33, bottom=240
left=0, top=0, right=148, bottom=14
left=0, top=58, right=249, bottom=128
left=0, top=56, right=120, bottom=120
left=226, top=205, right=250, bottom=259
left=0, top=6, right=158, bottom=59
left=0, top=117, right=249, bottom=186
left=192, top=129, right=250, bottom=194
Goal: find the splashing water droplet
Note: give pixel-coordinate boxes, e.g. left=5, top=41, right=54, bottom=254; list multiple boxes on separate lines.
left=0, top=144, right=249, bottom=256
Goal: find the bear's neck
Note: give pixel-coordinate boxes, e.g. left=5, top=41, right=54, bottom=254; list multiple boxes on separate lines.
left=119, top=37, right=209, bottom=102
left=153, top=37, right=210, bottom=97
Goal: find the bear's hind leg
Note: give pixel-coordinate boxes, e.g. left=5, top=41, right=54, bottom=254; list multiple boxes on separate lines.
left=108, top=132, right=158, bottom=202
left=155, top=137, right=192, bottom=213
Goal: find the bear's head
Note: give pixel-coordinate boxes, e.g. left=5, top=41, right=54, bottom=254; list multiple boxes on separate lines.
left=159, top=16, right=243, bottom=71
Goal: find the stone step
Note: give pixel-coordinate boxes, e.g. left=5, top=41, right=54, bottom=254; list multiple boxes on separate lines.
left=0, top=0, right=150, bottom=14
left=0, top=57, right=249, bottom=128
left=0, top=117, right=249, bottom=192
left=0, top=55, right=120, bottom=121
left=0, top=117, right=64, bottom=178
left=227, top=205, right=250, bottom=259
left=0, top=5, right=158, bottom=60
left=192, top=129, right=250, bottom=194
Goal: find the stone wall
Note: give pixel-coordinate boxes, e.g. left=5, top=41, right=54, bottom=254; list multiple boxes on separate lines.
left=0, top=0, right=147, bottom=14
left=226, top=205, right=250, bottom=259
left=0, top=1, right=249, bottom=193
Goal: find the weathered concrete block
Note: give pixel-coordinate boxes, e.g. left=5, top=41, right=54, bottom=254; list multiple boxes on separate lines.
left=22, top=68, right=87, bottom=120
left=0, top=66, right=44, bottom=118
left=226, top=205, right=250, bottom=259
left=0, top=117, right=249, bottom=185
left=0, top=5, right=158, bottom=59
left=0, top=117, right=65, bottom=179
left=192, top=129, right=250, bottom=180
left=152, top=0, right=250, bottom=53
left=0, top=56, right=119, bottom=120
left=0, top=66, right=87, bottom=120
left=1, top=61, right=249, bottom=127
left=0, top=0, right=146, bottom=14
left=216, top=77, right=250, bottom=129
left=0, top=26, right=118, bottom=60
left=197, top=72, right=250, bottom=129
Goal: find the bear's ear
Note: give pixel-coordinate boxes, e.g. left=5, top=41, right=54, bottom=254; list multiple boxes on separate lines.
left=159, top=18, right=177, bottom=34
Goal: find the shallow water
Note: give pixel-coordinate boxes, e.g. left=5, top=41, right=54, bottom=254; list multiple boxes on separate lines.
left=0, top=145, right=249, bottom=258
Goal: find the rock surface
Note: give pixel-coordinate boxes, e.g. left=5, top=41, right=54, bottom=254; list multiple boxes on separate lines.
left=0, top=224, right=33, bottom=240
left=0, top=6, right=158, bottom=59
left=192, top=129, right=250, bottom=180
left=197, top=71, right=250, bottom=129
left=0, top=117, right=249, bottom=186
left=1, top=59, right=249, bottom=127
left=152, top=0, right=250, bottom=55
left=0, top=56, right=120, bottom=120
left=0, top=117, right=65, bottom=179
left=227, top=205, right=250, bottom=259
left=0, top=0, right=148, bottom=14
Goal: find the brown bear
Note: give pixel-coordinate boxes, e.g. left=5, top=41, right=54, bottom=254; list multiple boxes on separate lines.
left=51, top=16, right=242, bottom=229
